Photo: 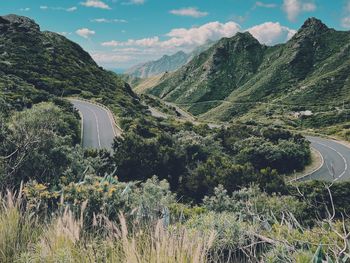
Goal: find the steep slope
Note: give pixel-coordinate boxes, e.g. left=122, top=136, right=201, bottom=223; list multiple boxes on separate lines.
left=125, top=41, right=215, bottom=79
left=0, top=14, right=141, bottom=117
left=148, top=18, right=350, bottom=122
left=148, top=32, right=265, bottom=115
left=203, top=18, right=350, bottom=121
left=133, top=74, right=166, bottom=94
left=126, top=51, right=190, bottom=78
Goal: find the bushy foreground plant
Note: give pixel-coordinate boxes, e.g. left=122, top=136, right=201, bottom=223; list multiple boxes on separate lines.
left=0, top=102, right=82, bottom=189
left=24, top=176, right=175, bottom=224
left=0, top=180, right=342, bottom=262
left=0, top=184, right=215, bottom=263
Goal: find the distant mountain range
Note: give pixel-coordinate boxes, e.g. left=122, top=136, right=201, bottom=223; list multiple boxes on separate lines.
left=125, top=41, right=215, bottom=78
left=146, top=18, right=350, bottom=125
left=126, top=51, right=190, bottom=78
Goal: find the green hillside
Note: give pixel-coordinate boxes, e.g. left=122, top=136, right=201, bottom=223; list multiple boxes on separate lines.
left=0, top=14, right=142, bottom=118
left=148, top=18, right=350, bottom=131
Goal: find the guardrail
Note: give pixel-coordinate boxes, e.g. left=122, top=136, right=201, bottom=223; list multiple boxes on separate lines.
left=67, top=97, right=123, bottom=137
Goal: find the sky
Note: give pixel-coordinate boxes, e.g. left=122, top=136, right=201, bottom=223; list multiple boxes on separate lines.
left=1, top=0, right=350, bottom=71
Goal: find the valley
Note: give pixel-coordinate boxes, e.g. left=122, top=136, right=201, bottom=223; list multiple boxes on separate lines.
left=139, top=18, right=350, bottom=142
left=1, top=9, right=350, bottom=262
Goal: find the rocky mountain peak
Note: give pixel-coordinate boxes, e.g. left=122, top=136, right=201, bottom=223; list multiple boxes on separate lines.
left=297, top=17, right=329, bottom=36
left=231, top=32, right=256, bottom=42
left=301, top=17, right=328, bottom=30
left=216, top=31, right=261, bottom=51
left=0, top=14, right=40, bottom=33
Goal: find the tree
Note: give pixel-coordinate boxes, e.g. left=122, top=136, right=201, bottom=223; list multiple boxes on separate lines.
left=1, top=102, right=80, bottom=188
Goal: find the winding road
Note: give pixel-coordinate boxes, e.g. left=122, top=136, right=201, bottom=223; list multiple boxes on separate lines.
left=69, top=99, right=122, bottom=149
left=69, top=98, right=350, bottom=182
left=302, top=136, right=350, bottom=182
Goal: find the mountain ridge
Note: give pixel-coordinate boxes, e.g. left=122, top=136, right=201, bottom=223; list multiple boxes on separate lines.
left=125, top=41, right=215, bottom=78
left=126, top=51, right=190, bottom=78
left=146, top=17, right=350, bottom=128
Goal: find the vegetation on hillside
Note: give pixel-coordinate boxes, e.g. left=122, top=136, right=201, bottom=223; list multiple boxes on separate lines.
left=0, top=175, right=349, bottom=262
left=0, top=14, right=144, bottom=121
left=1, top=14, right=350, bottom=263
left=146, top=18, right=350, bottom=138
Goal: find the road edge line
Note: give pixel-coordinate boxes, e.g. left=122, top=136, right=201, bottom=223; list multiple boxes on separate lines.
left=67, top=97, right=122, bottom=137
left=288, top=147, right=324, bottom=183
left=78, top=111, right=84, bottom=147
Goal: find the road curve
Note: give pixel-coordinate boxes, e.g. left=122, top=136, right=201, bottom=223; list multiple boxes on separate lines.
left=69, top=99, right=120, bottom=149
left=70, top=97, right=350, bottom=179
left=302, top=136, right=350, bottom=182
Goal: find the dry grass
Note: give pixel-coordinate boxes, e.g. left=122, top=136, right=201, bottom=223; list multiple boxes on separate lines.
left=134, top=74, right=165, bottom=94
left=0, top=190, right=215, bottom=263
left=115, top=214, right=216, bottom=263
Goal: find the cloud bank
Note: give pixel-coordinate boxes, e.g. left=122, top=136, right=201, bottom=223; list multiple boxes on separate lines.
left=96, top=20, right=297, bottom=69
left=81, top=0, right=111, bottom=9
left=170, top=7, right=208, bottom=18
left=76, top=28, right=96, bottom=39
left=283, top=0, right=316, bottom=22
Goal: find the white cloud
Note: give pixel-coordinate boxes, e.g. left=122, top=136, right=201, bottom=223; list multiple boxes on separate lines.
left=40, top=6, right=77, bottom=12
left=19, top=7, right=30, bottom=12
left=98, top=20, right=298, bottom=69
left=58, top=32, right=72, bottom=36
left=248, top=22, right=297, bottom=45
left=131, top=0, right=145, bottom=4
left=347, top=0, right=350, bottom=12
left=91, top=48, right=176, bottom=69
left=91, top=18, right=127, bottom=23
left=302, top=3, right=316, bottom=12
left=81, top=0, right=111, bottom=9
left=342, top=17, right=350, bottom=28
left=102, top=37, right=160, bottom=47
left=92, top=52, right=131, bottom=64
left=283, top=0, right=316, bottom=22
left=255, top=2, right=277, bottom=8
left=122, top=0, right=145, bottom=5
left=102, top=21, right=240, bottom=51
left=170, top=7, right=208, bottom=18
left=342, top=1, right=350, bottom=28
left=67, top=7, right=77, bottom=12
left=165, top=22, right=241, bottom=48
left=113, top=48, right=142, bottom=53
left=76, top=28, right=96, bottom=39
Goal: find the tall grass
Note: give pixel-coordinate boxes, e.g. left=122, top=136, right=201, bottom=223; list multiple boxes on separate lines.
left=0, top=190, right=41, bottom=262
left=0, top=190, right=215, bottom=263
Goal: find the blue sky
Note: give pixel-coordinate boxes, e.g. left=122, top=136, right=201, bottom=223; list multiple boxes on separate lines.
left=2, top=0, right=350, bottom=70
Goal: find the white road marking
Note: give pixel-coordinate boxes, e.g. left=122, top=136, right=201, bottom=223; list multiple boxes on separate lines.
left=86, top=107, right=101, bottom=149
left=309, top=140, right=348, bottom=181
left=75, top=102, right=102, bottom=149
left=69, top=98, right=123, bottom=150
left=84, top=101, right=117, bottom=137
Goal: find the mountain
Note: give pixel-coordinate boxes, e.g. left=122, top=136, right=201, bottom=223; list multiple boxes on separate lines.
left=0, top=14, right=140, bottom=117
left=126, top=51, right=190, bottom=78
left=147, top=18, right=350, bottom=125
left=125, top=41, right=216, bottom=79
left=148, top=32, right=265, bottom=114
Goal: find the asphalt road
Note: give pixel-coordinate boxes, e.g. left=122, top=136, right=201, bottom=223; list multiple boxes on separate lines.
left=70, top=99, right=121, bottom=149
left=303, top=136, right=350, bottom=182
left=69, top=99, right=350, bottom=181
